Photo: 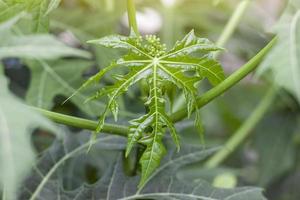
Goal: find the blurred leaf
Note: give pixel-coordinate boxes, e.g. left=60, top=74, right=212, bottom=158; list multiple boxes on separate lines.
left=267, top=172, right=300, bottom=200
left=19, top=132, right=126, bottom=200
left=253, top=112, right=297, bottom=186
left=82, top=149, right=265, bottom=200
left=0, top=1, right=25, bottom=23
left=19, top=140, right=266, bottom=199
left=30, top=0, right=49, bottom=33
left=26, top=59, right=135, bottom=117
left=26, top=59, right=106, bottom=116
left=0, top=12, right=91, bottom=60
left=0, top=34, right=91, bottom=60
left=0, top=65, right=56, bottom=200
left=0, top=0, right=62, bottom=32
left=258, top=0, right=300, bottom=103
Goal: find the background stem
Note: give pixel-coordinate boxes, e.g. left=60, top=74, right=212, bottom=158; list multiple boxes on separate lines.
left=204, top=87, right=277, bottom=168
left=215, top=0, right=252, bottom=57
left=127, top=0, right=140, bottom=36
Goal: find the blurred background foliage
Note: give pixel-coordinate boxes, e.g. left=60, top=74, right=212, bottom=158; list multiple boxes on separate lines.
left=1, top=0, right=300, bottom=199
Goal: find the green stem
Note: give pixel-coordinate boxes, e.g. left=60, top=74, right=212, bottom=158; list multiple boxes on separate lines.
left=170, top=36, right=277, bottom=123
left=215, top=0, right=252, bottom=57
left=204, top=87, right=277, bottom=168
left=127, top=0, right=140, bottom=36
left=35, top=37, right=277, bottom=136
left=34, top=108, right=128, bottom=137
left=162, top=6, right=176, bottom=49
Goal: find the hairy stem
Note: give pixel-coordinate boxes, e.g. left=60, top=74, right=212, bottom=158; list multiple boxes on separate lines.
left=35, top=37, right=277, bottom=136
left=127, top=0, right=140, bottom=36
left=204, top=87, right=277, bottom=168
left=170, top=36, right=277, bottom=123
left=34, top=107, right=128, bottom=136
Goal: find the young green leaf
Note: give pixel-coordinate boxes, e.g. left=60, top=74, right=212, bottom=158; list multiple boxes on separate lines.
left=74, top=30, right=225, bottom=187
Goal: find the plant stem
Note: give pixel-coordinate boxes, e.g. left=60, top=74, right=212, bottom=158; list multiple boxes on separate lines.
left=215, top=0, right=252, bottom=57
left=34, top=107, right=128, bottom=137
left=204, top=87, right=277, bottom=168
left=127, top=0, right=140, bottom=36
left=34, top=37, right=277, bottom=136
left=170, top=36, right=277, bottom=123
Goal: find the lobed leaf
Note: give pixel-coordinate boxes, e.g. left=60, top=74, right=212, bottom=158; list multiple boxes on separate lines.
left=75, top=31, right=225, bottom=187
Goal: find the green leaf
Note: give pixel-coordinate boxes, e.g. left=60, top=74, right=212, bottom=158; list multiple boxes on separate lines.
left=0, top=0, right=62, bottom=33
left=126, top=114, right=152, bottom=157
left=253, top=113, right=297, bottom=187
left=163, top=55, right=225, bottom=86
left=30, top=0, right=49, bottom=33
left=26, top=59, right=109, bottom=117
left=0, top=65, right=56, bottom=200
left=258, top=0, right=300, bottom=103
left=0, top=1, right=25, bottom=23
left=160, top=30, right=222, bottom=59
left=0, top=15, right=90, bottom=59
left=23, top=142, right=266, bottom=199
left=139, top=133, right=166, bottom=188
left=76, top=31, right=225, bottom=187
left=0, top=34, right=91, bottom=60
left=20, top=132, right=126, bottom=200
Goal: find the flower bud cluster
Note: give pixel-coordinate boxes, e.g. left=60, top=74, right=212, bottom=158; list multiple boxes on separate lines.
left=144, top=35, right=166, bottom=57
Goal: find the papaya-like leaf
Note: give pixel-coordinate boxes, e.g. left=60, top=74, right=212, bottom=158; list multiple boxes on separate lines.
left=72, top=31, right=225, bottom=187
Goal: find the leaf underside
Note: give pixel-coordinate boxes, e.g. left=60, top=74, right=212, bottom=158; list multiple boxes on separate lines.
left=72, top=30, right=225, bottom=188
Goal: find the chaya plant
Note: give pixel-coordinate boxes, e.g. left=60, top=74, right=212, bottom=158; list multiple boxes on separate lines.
left=68, top=30, right=225, bottom=188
